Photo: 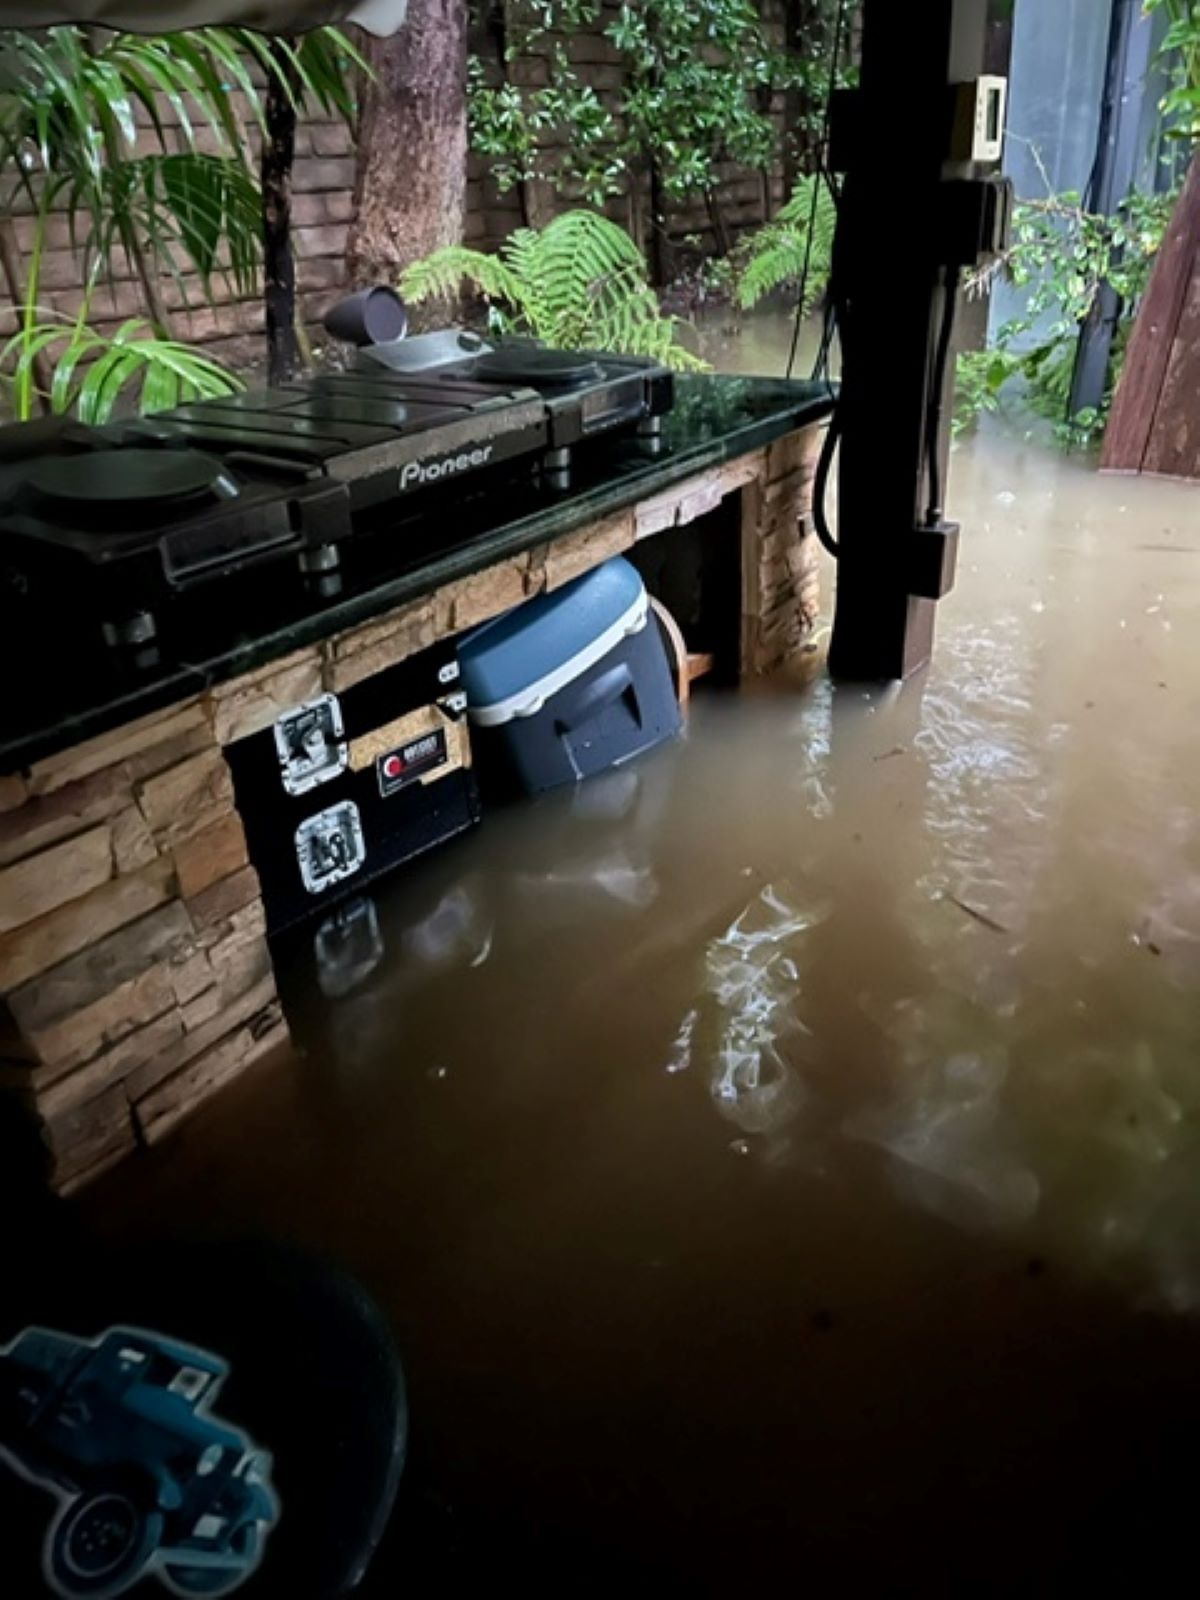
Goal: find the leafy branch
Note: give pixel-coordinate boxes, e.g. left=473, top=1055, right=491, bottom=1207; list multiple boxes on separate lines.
left=467, top=0, right=845, bottom=252
left=954, top=170, right=1176, bottom=448
left=1144, top=0, right=1200, bottom=138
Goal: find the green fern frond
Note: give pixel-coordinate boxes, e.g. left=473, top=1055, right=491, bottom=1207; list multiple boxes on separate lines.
left=400, top=246, right=529, bottom=317
left=500, top=227, right=551, bottom=331
left=738, top=238, right=808, bottom=310
left=527, top=210, right=646, bottom=343
left=402, top=210, right=709, bottom=375
left=736, top=174, right=837, bottom=312
left=498, top=227, right=546, bottom=283
left=589, top=271, right=706, bottom=372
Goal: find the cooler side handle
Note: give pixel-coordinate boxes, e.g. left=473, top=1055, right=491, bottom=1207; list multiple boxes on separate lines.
left=555, top=662, right=639, bottom=735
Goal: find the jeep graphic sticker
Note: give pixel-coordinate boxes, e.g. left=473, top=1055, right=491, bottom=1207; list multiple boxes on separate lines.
left=0, top=1325, right=280, bottom=1600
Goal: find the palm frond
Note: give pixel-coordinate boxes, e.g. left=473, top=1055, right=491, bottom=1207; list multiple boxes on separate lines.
left=153, top=153, right=262, bottom=294
left=134, top=31, right=250, bottom=154
left=1, top=315, right=242, bottom=424
left=1, top=23, right=361, bottom=416
left=234, top=28, right=367, bottom=121
left=0, top=27, right=258, bottom=175
left=0, top=23, right=362, bottom=298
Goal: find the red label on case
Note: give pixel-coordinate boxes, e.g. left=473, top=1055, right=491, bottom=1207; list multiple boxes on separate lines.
left=376, top=728, right=448, bottom=796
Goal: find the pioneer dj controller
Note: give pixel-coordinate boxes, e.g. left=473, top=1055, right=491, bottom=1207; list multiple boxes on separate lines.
left=0, top=305, right=674, bottom=649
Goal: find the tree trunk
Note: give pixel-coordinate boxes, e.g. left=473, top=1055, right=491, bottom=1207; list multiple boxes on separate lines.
left=127, top=229, right=174, bottom=338
left=756, top=82, right=775, bottom=224
left=782, top=0, right=819, bottom=193
left=705, top=188, right=734, bottom=258
left=647, top=155, right=673, bottom=287
left=262, top=40, right=300, bottom=384
left=345, top=0, right=468, bottom=298
left=485, top=0, right=532, bottom=229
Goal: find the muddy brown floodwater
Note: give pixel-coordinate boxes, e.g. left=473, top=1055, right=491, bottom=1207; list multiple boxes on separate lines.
left=85, top=318, right=1200, bottom=1591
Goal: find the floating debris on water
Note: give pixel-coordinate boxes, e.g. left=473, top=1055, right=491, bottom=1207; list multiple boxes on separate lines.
left=943, top=892, right=1011, bottom=935
left=666, top=1009, right=699, bottom=1075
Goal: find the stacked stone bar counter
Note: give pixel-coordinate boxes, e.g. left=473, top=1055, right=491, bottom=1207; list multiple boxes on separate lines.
left=0, top=706, right=281, bottom=1191
left=0, top=377, right=831, bottom=1191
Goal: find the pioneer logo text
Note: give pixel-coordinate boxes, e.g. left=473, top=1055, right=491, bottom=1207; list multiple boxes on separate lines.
left=400, top=444, right=494, bottom=489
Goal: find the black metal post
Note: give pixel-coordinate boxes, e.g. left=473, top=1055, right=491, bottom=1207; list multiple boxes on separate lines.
left=262, top=38, right=302, bottom=386
left=1069, top=0, right=1156, bottom=419
left=828, top=0, right=991, bottom=683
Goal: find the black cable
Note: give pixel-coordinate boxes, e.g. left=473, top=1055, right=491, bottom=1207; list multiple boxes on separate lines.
left=812, top=404, right=842, bottom=558
left=808, top=160, right=843, bottom=390
left=787, top=163, right=843, bottom=382
left=786, top=0, right=850, bottom=379
left=811, top=280, right=838, bottom=390
left=806, top=143, right=856, bottom=557
left=923, top=264, right=961, bottom=527
left=805, top=152, right=855, bottom=557
left=811, top=306, right=836, bottom=391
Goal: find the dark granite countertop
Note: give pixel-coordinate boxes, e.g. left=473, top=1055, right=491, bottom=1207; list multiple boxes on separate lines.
left=0, top=375, right=833, bottom=774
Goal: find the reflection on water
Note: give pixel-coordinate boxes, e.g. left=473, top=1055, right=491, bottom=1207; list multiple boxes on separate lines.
left=846, top=1050, right=1041, bottom=1231
left=314, top=897, right=385, bottom=998
left=697, top=882, right=822, bottom=1151
left=85, top=312, right=1200, bottom=1586
left=685, top=306, right=1200, bottom=1305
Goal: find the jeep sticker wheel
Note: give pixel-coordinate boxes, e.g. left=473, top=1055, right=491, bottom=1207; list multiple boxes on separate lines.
left=48, top=1491, right=164, bottom=1598
left=162, top=1568, right=249, bottom=1596
left=164, top=1524, right=261, bottom=1596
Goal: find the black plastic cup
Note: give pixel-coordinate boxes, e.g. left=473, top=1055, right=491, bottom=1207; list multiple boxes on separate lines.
left=323, top=287, right=409, bottom=348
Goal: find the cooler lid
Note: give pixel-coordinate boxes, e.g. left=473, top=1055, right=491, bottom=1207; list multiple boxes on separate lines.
left=459, top=555, right=648, bottom=726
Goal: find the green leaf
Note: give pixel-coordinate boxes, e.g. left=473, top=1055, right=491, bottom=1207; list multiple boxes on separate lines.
left=78, top=345, right=146, bottom=423
left=2, top=311, right=242, bottom=424
left=49, top=326, right=98, bottom=411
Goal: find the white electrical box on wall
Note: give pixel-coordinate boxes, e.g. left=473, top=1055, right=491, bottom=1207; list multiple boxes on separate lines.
left=951, top=75, right=1008, bottom=165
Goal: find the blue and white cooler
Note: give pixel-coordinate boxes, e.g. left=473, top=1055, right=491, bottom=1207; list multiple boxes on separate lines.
left=459, top=555, right=682, bottom=795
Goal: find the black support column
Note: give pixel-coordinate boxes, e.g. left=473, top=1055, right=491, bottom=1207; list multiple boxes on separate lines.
left=829, top=0, right=991, bottom=683
left=1069, top=0, right=1157, bottom=419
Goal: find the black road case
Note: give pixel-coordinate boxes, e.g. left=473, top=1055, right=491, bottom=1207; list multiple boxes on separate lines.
left=226, top=640, right=481, bottom=935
